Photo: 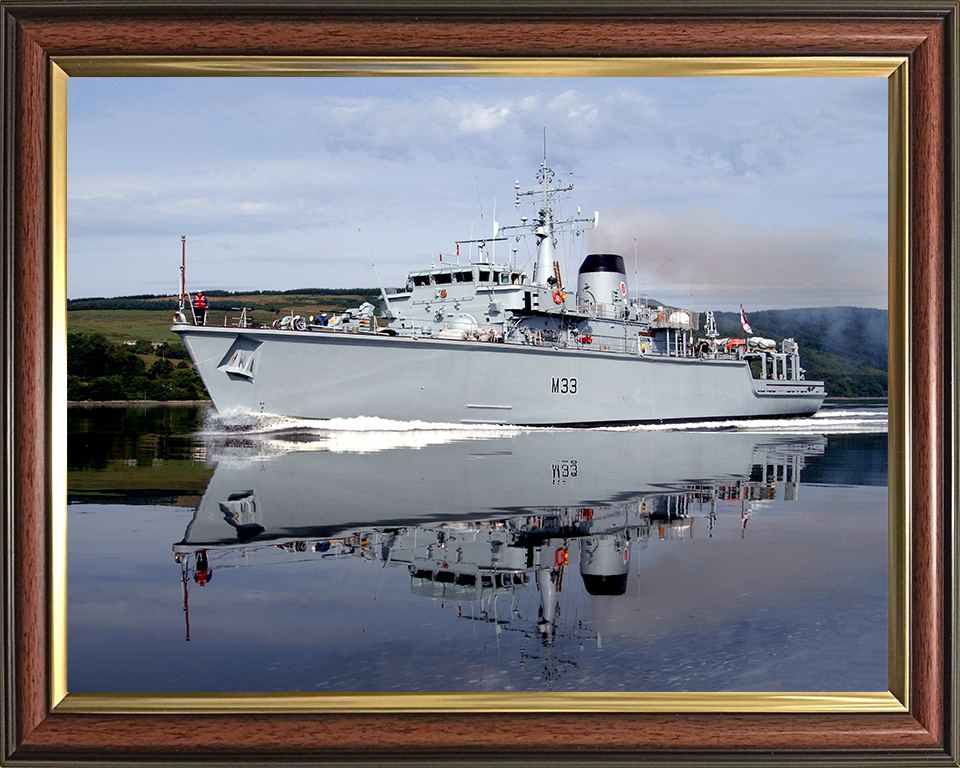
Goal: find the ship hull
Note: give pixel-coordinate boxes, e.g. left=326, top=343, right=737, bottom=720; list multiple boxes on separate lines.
left=174, top=324, right=825, bottom=425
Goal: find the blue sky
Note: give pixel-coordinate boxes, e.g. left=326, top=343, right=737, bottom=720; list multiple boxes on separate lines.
left=67, top=76, right=887, bottom=311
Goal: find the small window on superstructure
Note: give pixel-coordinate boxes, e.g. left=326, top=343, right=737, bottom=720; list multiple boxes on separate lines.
left=455, top=271, right=473, bottom=283
left=478, top=270, right=491, bottom=283
left=499, top=272, right=511, bottom=284
left=412, top=275, right=430, bottom=287
left=512, top=273, right=522, bottom=284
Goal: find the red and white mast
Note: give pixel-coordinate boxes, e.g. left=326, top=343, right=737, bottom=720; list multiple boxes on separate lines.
left=179, top=235, right=186, bottom=312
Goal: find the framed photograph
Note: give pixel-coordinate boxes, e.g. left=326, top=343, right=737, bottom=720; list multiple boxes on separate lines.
left=2, top=2, right=957, bottom=765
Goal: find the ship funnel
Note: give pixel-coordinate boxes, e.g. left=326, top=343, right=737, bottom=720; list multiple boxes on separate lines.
left=577, top=253, right=628, bottom=309
left=579, top=534, right=630, bottom=596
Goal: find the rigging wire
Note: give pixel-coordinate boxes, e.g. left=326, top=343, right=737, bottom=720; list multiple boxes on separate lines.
left=348, top=548, right=391, bottom=667
left=475, top=176, right=488, bottom=252
left=350, top=205, right=392, bottom=315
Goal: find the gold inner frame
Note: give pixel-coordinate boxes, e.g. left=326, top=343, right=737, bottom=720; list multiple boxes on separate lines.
left=49, top=56, right=909, bottom=714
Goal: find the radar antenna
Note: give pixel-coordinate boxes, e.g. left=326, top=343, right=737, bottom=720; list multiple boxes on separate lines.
left=498, top=154, right=599, bottom=288
left=704, top=310, right=719, bottom=339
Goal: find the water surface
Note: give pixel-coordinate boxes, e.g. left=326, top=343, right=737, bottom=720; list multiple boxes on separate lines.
left=68, top=402, right=888, bottom=693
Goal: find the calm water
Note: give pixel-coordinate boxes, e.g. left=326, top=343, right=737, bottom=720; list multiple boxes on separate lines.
left=68, top=402, right=888, bottom=693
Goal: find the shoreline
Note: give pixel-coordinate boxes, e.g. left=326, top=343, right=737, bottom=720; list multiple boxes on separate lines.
left=68, top=400, right=211, bottom=408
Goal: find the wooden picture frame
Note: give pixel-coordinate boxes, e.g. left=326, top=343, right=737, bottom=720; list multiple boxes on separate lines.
left=2, top=2, right=957, bottom=765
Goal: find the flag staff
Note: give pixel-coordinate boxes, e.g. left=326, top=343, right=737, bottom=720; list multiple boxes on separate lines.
left=739, top=304, right=752, bottom=338
left=180, top=235, right=186, bottom=312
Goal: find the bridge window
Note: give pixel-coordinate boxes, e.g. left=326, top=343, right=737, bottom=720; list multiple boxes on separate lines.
left=455, top=271, right=473, bottom=282
left=435, top=272, right=452, bottom=284
left=412, top=275, right=430, bottom=287
left=478, top=270, right=491, bottom=282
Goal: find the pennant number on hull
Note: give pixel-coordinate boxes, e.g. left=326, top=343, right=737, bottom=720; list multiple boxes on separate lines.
left=551, top=377, right=578, bottom=394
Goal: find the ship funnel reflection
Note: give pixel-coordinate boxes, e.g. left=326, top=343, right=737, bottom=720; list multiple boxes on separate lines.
left=174, top=430, right=826, bottom=682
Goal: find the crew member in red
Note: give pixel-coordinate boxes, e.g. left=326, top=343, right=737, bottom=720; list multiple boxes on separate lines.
left=194, top=550, right=212, bottom=585
left=192, top=292, right=209, bottom=325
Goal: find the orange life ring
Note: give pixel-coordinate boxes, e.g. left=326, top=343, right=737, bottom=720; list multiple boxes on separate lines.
left=555, top=548, right=568, bottom=567
left=581, top=334, right=593, bottom=344
left=553, top=289, right=565, bottom=304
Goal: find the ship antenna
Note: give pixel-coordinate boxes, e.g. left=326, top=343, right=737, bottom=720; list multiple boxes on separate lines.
left=491, top=198, right=496, bottom=265
left=351, top=207, right=392, bottom=316
left=475, top=176, right=488, bottom=262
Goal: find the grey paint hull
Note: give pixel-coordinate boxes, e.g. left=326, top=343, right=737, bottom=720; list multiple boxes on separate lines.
left=175, top=324, right=825, bottom=425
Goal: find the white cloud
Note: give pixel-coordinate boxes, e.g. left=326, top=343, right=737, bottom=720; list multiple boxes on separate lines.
left=458, top=104, right=511, bottom=133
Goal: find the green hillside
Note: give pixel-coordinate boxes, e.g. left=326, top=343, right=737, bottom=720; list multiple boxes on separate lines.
left=67, top=288, right=380, bottom=341
left=67, top=309, right=188, bottom=344
left=66, top=331, right=206, bottom=402
left=66, top=289, right=381, bottom=402
left=715, top=307, right=887, bottom=397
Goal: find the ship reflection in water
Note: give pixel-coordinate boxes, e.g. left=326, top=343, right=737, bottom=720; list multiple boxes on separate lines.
left=169, top=426, right=875, bottom=690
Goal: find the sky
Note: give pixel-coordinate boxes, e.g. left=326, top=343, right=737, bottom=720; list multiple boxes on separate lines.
left=67, top=76, right=888, bottom=312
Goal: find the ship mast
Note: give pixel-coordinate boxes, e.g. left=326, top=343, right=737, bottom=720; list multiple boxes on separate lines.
left=498, top=156, right=598, bottom=288
left=179, top=235, right=186, bottom=314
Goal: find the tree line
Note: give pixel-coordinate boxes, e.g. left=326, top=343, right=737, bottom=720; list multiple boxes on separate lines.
left=714, top=306, right=888, bottom=397
left=67, top=288, right=380, bottom=312
left=68, top=332, right=208, bottom=401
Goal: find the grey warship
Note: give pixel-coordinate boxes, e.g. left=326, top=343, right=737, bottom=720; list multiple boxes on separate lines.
left=174, top=159, right=825, bottom=425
